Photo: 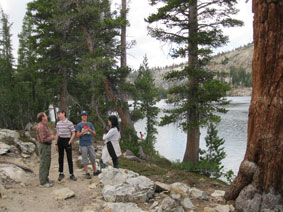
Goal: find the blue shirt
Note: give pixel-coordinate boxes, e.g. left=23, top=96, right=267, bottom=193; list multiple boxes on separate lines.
left=75, top=122, right=95, bottom=146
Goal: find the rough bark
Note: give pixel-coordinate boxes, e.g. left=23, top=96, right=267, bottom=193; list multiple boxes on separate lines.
left=183, top=0, right=200, bottom=163
left=59, top=66, right=68, bottom=114
left=91, top=94, right=106, bottom=128
left=120, top=0, right=127, bottom=67
left=183, top=122, right=200, bottom=162
left=225, top=1, right=283, bottom=211
left=103, top=80, right=134, bottom=130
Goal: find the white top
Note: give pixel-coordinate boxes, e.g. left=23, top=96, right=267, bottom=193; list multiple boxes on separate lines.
left=56, top=119, right=75, bottom=138
left=103, top=127, right=121, bottom=143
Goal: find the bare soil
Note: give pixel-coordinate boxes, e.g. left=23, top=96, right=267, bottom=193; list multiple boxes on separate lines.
left=0, top=142, right=230, bottom=212
left=0, top=143, right=103, bottom=212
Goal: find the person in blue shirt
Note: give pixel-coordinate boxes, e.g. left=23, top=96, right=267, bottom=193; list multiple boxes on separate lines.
left=75, top=111, right=100, bottom=179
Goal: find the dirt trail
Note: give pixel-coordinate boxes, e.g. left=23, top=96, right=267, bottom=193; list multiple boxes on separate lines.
left=0, top=144, right=103, bottom=212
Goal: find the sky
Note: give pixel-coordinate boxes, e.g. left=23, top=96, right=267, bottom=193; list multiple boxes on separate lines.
left=0, top=0, right=253, bottom=70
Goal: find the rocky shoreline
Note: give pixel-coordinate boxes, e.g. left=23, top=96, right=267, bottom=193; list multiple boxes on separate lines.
left=227, top=87, right=252, bottom=97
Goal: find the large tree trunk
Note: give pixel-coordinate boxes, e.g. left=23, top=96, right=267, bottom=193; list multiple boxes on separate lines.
left=82, top=26, right=134, bottom=131
left=59, top=66, right=68, bottom=114
left=91, top=94, right=106, bottom=128
left=224, top=1, right=283, bottom=211
left=183, top=0, right=200, bottom=163
left=121, top=0, right=127, bottom=67
left=183, top=115, right=200, bottom=162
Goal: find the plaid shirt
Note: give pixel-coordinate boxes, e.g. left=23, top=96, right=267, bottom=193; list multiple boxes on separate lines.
left=37, top=122, right=52, bottom=143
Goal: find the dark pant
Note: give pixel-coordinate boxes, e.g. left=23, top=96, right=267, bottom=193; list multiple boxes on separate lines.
left=58, top=137, right=73, bottom=174
left=106, top=141, right=119, bottom=168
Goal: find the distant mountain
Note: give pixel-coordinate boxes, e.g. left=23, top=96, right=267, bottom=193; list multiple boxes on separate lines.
left=148, top=43, right=254, bottom=89
left=207, top=43, right=253, bottom=73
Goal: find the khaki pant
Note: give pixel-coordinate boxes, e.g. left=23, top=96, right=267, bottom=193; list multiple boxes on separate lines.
left=39, top=143, right=51, bottom=185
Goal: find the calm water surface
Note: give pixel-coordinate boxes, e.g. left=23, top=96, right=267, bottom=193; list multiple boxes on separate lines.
left=134, top=96, right=251, bottom=175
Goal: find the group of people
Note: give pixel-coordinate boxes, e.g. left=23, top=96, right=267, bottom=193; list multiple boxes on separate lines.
left=36, top=110, right=121, bottom=188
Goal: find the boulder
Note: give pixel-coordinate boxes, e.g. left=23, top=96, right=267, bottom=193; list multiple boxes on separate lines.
left=99, top=167, right=139, bottom=186
left=0, top=164, right=31, bottom=183
left=15, top=141, right=35, bottom=155
left=155, top=181, right=170, bottom=192
left=156, top=197, right=186, bottom=212
left=0, top=129, right=36, bottom=155
left=204, top=207, right=217, bottom=212
left=52, top=188, right=75, bottom=200
left=102, top=178, right=155, bottom=203
left=101, top=167, right=155, bottom=203
left=215, top=204, right=231, bottom=212
left=0, top=129, right=20, bottom=141
left=189, top=187, right=208, bottom=200
left=170, top=182, right=190, bottom=194
left=181, top=197, right=195, bottom=210
left=104, top=202, right=146, bottom=212
left=0, top=142, right=11, bottom=155
left=211, top=190, right=226, bottom=198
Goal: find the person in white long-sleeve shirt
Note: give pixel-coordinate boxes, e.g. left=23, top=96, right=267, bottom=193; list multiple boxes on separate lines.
left=101, top=115, right=121, bottom=168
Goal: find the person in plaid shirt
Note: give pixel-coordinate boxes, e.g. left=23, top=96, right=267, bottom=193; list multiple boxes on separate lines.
left=36, top=112, right=55, bottom=187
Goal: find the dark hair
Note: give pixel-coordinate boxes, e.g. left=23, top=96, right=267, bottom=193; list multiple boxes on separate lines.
left=108, top=115, right=119, bottom=131
left=37, top=112, right=46, bottom=122
left=57, top=110, right=66, bottom=117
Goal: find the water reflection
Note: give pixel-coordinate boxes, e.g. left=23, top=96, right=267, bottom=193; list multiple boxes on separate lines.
left=134, top=96, right=251, bottom=175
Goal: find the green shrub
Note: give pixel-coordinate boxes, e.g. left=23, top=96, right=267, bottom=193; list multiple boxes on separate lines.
left=120, top=127, right=139, bottom=155
left=172, top=123, right=235, bottom=183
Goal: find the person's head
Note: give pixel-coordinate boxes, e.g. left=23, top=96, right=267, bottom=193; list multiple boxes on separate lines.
left=108, top=115, right=119, bottom=131
left=37, top=112, right=47, bottom=123
left=57, top=110, right=66, bottom=120
left=80, top=110, right=88, bottom=122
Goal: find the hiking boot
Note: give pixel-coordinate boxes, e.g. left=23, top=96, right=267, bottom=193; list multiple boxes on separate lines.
left=85, top=172, right=91, bottom=179
left=40, top=182, right=53, bottom=188
left=58, top=173, right=65, bottom=181
left=93, top=170, right=101, bottom=176
left=70, top=174, right=77, bottom=181
left=47, top=178, right=54, bottom=184
left=113, top=159, right=119, bottom=169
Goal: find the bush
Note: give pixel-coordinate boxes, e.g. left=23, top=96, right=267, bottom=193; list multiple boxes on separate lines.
left=172, top=123, right=234, bottom=183
left=120, top=127, right=139, bottom=156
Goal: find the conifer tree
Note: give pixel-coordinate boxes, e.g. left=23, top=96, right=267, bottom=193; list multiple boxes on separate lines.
left=134, top=56, right=160, bottom=156
left=25, top=0, right=80, bottom=114
left=60, top=0, right=136, bottom=131
left=146, top=0, right=242, bottom=163
left=16, top=15, right=47, bottom=125
left=0, top=9, right=15, bottom=128
left=200, top=123, right=226, bottom=178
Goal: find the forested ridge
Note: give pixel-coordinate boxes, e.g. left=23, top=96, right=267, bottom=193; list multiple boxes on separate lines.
left=128, top=43, right=253, bottom=91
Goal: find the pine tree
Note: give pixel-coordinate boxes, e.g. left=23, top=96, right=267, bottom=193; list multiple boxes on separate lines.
left=134, top=56, right=160, bottom=157
left=58, top=0, right=137, bottom=134
left=146, top=0, right=242, bottom=163
left=200, top=123, right=226, bottom=178
left=0, top=9, right=15, bottom=128
left=25, top=0, right=81, bottom=114
left=16, top=15, right=47, bottom=126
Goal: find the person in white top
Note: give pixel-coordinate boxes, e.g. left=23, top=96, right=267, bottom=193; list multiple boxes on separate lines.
left=100, top=115, right=121, bottom=169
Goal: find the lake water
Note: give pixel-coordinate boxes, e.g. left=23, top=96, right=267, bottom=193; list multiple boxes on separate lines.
left=134, top=96, right=251, bottom=176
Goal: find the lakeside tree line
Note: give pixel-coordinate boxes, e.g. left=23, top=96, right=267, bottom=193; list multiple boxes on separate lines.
left=1, top=0, right=242, bottom=165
